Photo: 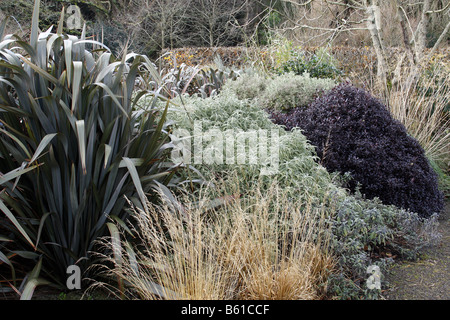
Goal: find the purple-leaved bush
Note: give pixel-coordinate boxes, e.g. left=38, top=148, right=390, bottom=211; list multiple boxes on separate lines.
left=270, top=84, right=444, bottom=218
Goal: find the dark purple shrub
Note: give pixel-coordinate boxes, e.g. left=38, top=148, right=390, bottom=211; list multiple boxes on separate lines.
left=270, top=84, right=444, bottom=218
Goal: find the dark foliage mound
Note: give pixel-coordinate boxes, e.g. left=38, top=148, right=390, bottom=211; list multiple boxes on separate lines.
left=269, top=84, right=444, bottom=218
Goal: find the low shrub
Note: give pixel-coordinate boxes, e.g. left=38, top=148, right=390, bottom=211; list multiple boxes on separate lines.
left=276, top=49, right=342, bottom=80
left=163, top=92, right=341, bottom=202
left=327, top=191, right=440, bottom=299
left=260, top=73, right=336, bottom=111
left=224, top=72, right=336, bottom=111
left=271, top=84, right=444, bottom=218
left=221, top=70, right=268, bottom=101
left=158, top=55, right=240, bottom=99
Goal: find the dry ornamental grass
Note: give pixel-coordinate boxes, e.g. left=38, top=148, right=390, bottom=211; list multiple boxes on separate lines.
left=92, top=176, right=335, bottom=300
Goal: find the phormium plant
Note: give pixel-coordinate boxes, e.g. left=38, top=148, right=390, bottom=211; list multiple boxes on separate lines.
left=0, top=1, right=176, bottom=297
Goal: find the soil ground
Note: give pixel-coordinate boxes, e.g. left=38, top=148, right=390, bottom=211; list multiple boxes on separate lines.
left=384, top=202, right=450, bottom=300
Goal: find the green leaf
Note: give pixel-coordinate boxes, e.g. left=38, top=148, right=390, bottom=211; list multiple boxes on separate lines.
left=20, top=279, right=39, bottom=300
left=104, top=144, right=112, bottom=169
left=0, top=199, right=35, bottom=249
left=20, top=257, right=52, bottom=300
left=80, top=24, right=86, bottom=40
left=0, top=250, right=15, bottom=284
left=95, top=172, right=129, bottom=230
left=118, top=158, right=144, bottom=168
left=20, top=57, right=59, bottom=85
left=36, top=212, right=52, bottom=248
left=110, top=215, right=133, bottom=237
left=0, top=164, right=39, bottom=186
left=0, top=128, right=32, bottom=160
left=106, top=222, right=122, bottom=265
left=0, top=235, right=12, bottom=242
left=57, top=7, right=65, bottom=35
left=30, top=0, right=40, bottom=49
left=74, top=40, right=111, bottom=52
left=93, top=82, right=128, bottom=118
left=76, top=120, right=86, bottom=174
left=11, top=251, right=41, bottom=260
left=95, top=61, right=121, bottom=83
left=124, top=241, right=138, bottom=275
left=0, top=15, right=8, bottom=40
left=153, top=180, right=184, bottom=215
left=71, top=61, right=83, bottom=113
left=64, top=39, right=73, bottom=88
left=29, top=133, right=57, bottom=163
left=123, top=157, right=147, bottom=209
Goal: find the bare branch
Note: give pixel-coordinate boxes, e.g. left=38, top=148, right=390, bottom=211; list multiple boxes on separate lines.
left=280, top=0, right=314, bottom=6
left=324, top=0, right=365, bottom=10
left=427, top=19, right=450, bottom=59
left=425, top=1, right=450, bottom=14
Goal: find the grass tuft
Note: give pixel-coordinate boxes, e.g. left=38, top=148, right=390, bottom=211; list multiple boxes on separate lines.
left=91, top=174, right=335, bottom=300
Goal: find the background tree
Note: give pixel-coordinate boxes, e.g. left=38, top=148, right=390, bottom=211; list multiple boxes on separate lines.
left=258, top=0, right=449, bottom=87
left=129, top=0, right=193, bottom=53
left=187, top=0, right=248, bottom=47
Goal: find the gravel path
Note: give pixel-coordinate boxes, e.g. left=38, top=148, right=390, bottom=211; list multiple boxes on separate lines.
left=384, top=202, right=450, bottom=300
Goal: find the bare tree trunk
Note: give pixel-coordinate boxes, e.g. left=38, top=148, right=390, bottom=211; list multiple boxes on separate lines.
left=416, top=0, right=431, bottom=61
left=365, top=0, right=387, bottom=87
left=427, top=19, right=450, bottom=59
left=161, top=21, right=165, bottom=50
left=394, top=0, right=416, bottom=65
left=210, top=19, right=215, bottom=47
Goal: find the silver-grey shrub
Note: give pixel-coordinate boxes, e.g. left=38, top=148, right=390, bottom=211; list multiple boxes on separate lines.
left=260, top=72, right=336, bottom=111
left=223, top=72, right=336, bottom=111
left=165, top=92, right=341, bottom=202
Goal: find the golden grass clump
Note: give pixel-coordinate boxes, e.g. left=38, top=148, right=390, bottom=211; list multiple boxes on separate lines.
left=387, top=64, right=450, bottom=172
left=92, top=175, right=336, bottom=300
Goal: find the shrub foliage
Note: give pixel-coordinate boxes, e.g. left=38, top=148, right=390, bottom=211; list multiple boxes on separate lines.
left=275, top=50, right=342, bottom=79
left=148, top=90, right=440, bottom=300
left=224, top=72, right=336, bottom=111
left=270, top=84, right=444, bottom=218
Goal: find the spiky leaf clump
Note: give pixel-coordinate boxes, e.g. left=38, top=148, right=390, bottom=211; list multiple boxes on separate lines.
left=0, top=9, right=175, bottom=290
